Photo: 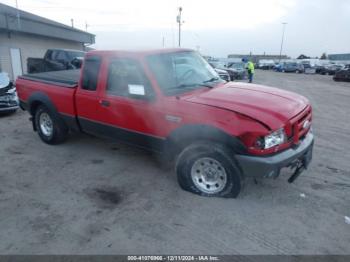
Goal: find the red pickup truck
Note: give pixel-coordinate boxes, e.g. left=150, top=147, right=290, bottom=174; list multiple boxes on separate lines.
left=16, top=49, right=314, bottom=198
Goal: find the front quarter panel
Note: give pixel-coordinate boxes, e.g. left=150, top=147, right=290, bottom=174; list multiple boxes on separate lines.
left=161, top=96, right=269, bottom=151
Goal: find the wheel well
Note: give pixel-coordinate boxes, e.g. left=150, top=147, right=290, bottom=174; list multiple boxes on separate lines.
left=165, top=125, right=247, bottom=158
left=29, top=101, right=43, bottom=116
left=28, top=92, right=58, bottom=129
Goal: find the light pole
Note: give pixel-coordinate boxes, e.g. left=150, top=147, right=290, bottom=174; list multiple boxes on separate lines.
left=279, top=22, right=287, bottom=62
left=177, top=7, right=183, bottom=47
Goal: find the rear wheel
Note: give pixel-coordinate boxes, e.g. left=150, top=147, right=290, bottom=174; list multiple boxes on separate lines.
left=176, top=142, right=243, bottom=198
left=35, top=105, right=68, bottom=144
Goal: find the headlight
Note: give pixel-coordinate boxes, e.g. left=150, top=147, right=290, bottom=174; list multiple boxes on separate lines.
left=256, top=128, right=287, bottom=149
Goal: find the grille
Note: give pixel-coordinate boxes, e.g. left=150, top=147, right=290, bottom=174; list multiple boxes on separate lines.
left=290, top=106, right=312, bottom=144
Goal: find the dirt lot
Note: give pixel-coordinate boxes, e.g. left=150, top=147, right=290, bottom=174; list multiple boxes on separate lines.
left=0, top=70, right=349, bottom=255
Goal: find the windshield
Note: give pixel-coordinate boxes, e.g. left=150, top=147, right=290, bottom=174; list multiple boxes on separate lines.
left=147, top=51, right=222, bottom=95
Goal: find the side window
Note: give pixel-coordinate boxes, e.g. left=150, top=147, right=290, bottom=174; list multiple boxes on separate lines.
left=106, top=58, right=152, bottom=98
left=46, top=50, right=52, bottom=60
left=56, top=51, right=67, bottom=61
left=82, top=56, right=101, bottom=91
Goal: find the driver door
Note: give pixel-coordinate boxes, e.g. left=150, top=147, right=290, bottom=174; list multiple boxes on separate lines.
left=96, top=57, right=166, bottom=151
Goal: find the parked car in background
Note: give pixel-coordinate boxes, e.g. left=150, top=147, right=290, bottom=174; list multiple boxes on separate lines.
left=227, top=62, right=246, bottom=80
left=0, top=72, right=19, bottom=115
left=316, top=64, right=327, bottom=74
left=333, top=65, right=350, bottom=82
left=321, top=64, right=344, bottom=75
left=257, top=60, right=275, bottom=70
left=301, top=61, right=316, bottom=74
left=282, top=62, right=304, bottom=73
left=274, top=62, right=285, bottom=72
left=27, top=49, right=86, bottom=74
left=209, top=61, right=240, bottom=81
left=214, top=68, right=230, bottom=82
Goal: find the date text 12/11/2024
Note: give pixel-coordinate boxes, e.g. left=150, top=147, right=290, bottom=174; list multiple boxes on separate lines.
left=127, top=256, right=220, bottom=261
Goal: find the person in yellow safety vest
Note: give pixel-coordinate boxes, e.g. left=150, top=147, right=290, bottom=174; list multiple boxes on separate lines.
left=247, top=61, right=255, bottom=83
left=243, top=58, right=255, bottom=83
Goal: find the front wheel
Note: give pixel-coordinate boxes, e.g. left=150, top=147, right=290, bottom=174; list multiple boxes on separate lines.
left=176, top=142, right=243, bottom=198
left=35, top=105, right=68, bottom=144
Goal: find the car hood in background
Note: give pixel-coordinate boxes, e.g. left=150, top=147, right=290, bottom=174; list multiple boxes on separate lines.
left=215, top=68, right=229, bottom=74
left=184, top=82, right=308, bottom=130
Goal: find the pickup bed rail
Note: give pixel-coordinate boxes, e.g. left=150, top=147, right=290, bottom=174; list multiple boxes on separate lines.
left=19, top=70, right=80, bottom=88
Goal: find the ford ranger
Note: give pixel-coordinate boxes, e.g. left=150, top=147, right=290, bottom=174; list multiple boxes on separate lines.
left=16, top=49, right=314, bottom=198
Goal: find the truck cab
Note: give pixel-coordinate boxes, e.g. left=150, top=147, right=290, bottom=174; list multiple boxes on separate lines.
left=27, top=49, right=85, bottom=74
left=16, top=48, right=314, bottom=198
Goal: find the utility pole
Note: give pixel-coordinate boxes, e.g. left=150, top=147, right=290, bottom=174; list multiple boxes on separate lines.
left=71, top=18, right=74, bottom=28
left=15, top=0, right=21, bottom=29
left=177, top=7, right=183, bottom=47
left=85, top=21, right=89, bottom=31
left=279, top=22, right=287, bottom=62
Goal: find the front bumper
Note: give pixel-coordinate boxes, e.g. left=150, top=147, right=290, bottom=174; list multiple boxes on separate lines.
left=236, top=132, right=314, bottom=182
left=0, top=89, right=19, bottom=112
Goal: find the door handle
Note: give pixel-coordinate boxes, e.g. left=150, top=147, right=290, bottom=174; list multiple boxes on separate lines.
left=99, top=100, right=110, bottom=107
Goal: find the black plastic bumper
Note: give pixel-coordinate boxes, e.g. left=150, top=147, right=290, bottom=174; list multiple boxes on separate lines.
left=0, top=91, right=19, bottom=112
left=235, top=132, right=314, bottom=181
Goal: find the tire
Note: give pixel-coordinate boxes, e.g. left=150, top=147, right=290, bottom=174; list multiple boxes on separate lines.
left=34, top=105, right=68, bottom=145
left=175, top=142, right=243, bottom=198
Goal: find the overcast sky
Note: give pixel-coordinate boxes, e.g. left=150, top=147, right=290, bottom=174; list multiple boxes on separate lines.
left=1, top=0, right=349, bottom=58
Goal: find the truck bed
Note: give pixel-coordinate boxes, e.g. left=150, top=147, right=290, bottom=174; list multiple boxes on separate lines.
left=19, top=70, right=80, bottom=88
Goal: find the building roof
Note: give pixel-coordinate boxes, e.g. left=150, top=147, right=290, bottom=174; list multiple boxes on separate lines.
left=0, top=3, right=95, bottom=44
left=328, top=54, right=350, bottom=61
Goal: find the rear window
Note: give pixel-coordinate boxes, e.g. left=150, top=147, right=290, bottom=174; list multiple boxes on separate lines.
left=81, top=56, right=101, bottom=91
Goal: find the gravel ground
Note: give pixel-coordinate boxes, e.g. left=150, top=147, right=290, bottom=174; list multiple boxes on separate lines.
left=0, top=70, right=349, bottom=255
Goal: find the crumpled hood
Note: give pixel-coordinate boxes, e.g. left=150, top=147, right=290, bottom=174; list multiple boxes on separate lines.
left=184, top=82, right=309, bottom=130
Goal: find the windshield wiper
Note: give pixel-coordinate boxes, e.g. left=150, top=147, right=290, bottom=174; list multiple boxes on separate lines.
left=171, top=82, right=214, bottom=90
left=203, top=77, right=220, bottom=83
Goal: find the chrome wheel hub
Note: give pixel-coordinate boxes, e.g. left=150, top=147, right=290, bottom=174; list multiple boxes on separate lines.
left=191, top=157, right=227, bottom=194
left=39, top=112, right=53, bottom=137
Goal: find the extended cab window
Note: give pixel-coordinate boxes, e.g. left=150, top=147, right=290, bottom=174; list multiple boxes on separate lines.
left=82, top=56, right=101, bottom=91
left=107, top=58, right=152, bottom=98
